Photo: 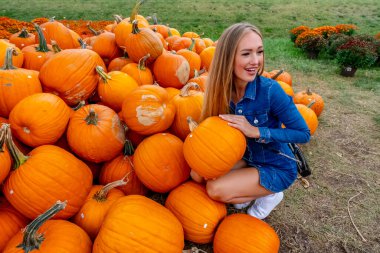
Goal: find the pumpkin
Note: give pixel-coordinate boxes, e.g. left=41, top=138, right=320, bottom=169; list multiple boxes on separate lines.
left=0, top=39, right=23, bottom=68
left=67, top=104, right=126, bottom=163
left=199, top=46, right=216, bottom=71
left=296, top=103, right=319, bottom=135
left=153, top=50, right=190, bottom=89
left=93, top=195, right=184, bottom=253
left=202, top=37, right=214, bottom=48
left=170, top=82, right=204, bottom=140
left=165, top=181, right=227, bottom=243
left=99, top=140, right=148, bottom=196
left=166, top=86, right=181, bottom=100
left=177, top=38, right=201, bottom=79
left=149, top=16, right=169, bottom=38
left=107, top=55, right=134, bottom=72
left=0, top=47, right=42, bottom=118
left=96, top=66, right=139, bottom=112
left=171, top=36, right=193, bottom=52
left=8, top=28, right=35, bottom=49
left=3, top=125, right=93, bottom=220
left=269, top=69, right=292, bottom=86
left=169, top=27, right=181, bottom=36
left=188, top=70, right=208, bottom=92
left=294, top=87, right=324, bottom=117
left=91, top=31, right=123, bottom=65
left=120, top=54, right=154, bottom=85
left=183, top=116, right=246, bottom=179
left=0, top=196, right=29, bottom=252
left=0, top=124, right=11, bottom=184
left=39, top=48, right=106, bottom=106
left=165, top=34, right=181, bottom=51
left=73, top=180, right=125, bottom=240
left=121, top=84, right=175, bottom=135
left=124, top=20, right=163, bottom=64
left=133, top=133, right=190, bottom=193
left=21, top=24, right=54, bottom=71
left=213, top=213, right=280, bottom=253
left=277, top=80, right=294, bottom=97
left=3, top=201, right=92, bottom=253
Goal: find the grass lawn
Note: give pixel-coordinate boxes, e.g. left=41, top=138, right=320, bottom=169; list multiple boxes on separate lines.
left=1, top=0, right=379, bottom=252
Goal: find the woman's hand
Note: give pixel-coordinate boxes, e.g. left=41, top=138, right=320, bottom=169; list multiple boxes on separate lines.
left=219, top=114, right=260, bottom=138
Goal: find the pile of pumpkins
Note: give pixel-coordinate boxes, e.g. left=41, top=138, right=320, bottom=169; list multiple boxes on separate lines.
left=0, top=4, right=324, bottom=252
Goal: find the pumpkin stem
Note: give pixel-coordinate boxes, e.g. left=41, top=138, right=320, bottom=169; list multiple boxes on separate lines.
left=130, top=0, right=144, bottom=22
left=85, top=108, right=98, bottom=125
left=0, top=47, right=17, bottom=70
left=182, top=247, right=208, bottom=253
left=72, top=100, right=86, bottom=111
left=17, top=27, right=31, bottom=38
left=180, top=82, right=200, bottom=97
left=3, top=124, right=28, bottom=169
left=167, top=27, right=173, bottom=37
left=187, top=116, right=199, bottom=132
left=123, top=139, right=135, bottom=156
left=17, top=201, right=67, bottom=253
left=306, top=100, right=316, bottom=108
left=152, top=13, right=159, bottom=25
left=50, top=40, right=61, bottom=53
left=78, top=38, right=89, bottom=49
left=87, top=22, right=101, bottom=36
left=306, top=87, right=313, bottom=95
left=131, top=19, right=140, bottom=34
left=0, top=124, right=6, bottom=152
left=113, top=14, right=123, bottom=23
left=271, top=69, right=284, bottom=80
left=188, top=38, right=196, bottom=51
left=138, top=54, right=150, bottom=70
left=96, top=65, right=112, bottom=83
left=34, top=24, right=51, bottom=52
left=93, top=179, right=127, bottom=201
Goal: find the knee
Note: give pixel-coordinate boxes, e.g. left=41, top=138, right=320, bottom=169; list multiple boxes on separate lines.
left=206, top=180, right=227, bottom=202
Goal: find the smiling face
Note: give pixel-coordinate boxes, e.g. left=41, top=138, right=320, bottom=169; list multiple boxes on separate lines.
left=233, top=30, right=264, bottom=87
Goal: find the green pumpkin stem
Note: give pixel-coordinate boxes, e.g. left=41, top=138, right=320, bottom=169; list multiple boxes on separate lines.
left=138, top=54, right=150, bottom=70
left=87, top=22, right=101, bottom=36
left=123, top=139, right=135, bottom=156
left=271, top=69, right=284, bottom=80
left=130, top=0, right=144, bottom=22
left=85, top=108, right=98, bottom=125
left=3, top=124, right=28, bottom=169
left=78, top=38, right=89, bottom=49
left=93, top=179, right=127, bottom=201
left=18, top=27, right=31, bottom=38
left=180, top=82, right=200, bottom=97
left=131, top=19, right=140, bottom=34
left=188, top=38, right=196, bottom=51
left=51, top=40, right=61, bottom=53
left=307, top=100, right=316, bottom=108
left=113, top=14, right=123, bottom=23
left=1, top=47, right=17, bottom=70
left=187, top=116, right=199, bottom=132
left=182, top=247, right=208, bottom=253
left=17, top=201, right=67, bottom=253
left=0, top=124, right=6, bottom=152
left=96, top=65, right=112, bottom=83
left=72, top=100, right=86, bottom=111
left=152, top=13, right=159, bottom=25
left=306, top=87, right=313, bottom=95
left=34, top=24, right=51, bottom=52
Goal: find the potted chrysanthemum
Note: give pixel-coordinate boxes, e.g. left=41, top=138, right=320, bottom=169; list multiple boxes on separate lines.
left=295, top=30, right=327, bottom=59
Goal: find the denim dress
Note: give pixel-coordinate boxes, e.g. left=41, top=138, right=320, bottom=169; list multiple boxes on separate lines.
left=229, top=76, right=310, bottom=192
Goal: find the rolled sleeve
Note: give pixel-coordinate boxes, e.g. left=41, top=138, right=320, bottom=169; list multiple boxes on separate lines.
left=257, top=127, right=271, bottom=143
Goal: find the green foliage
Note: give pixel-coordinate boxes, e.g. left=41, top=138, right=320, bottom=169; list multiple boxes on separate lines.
left=325, top=33, right=351, bottom=56
left=336, top=38, right=378, bottom=68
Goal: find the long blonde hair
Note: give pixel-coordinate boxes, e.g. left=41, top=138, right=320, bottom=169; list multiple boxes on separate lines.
left=200, top=23, right=264, bottom=121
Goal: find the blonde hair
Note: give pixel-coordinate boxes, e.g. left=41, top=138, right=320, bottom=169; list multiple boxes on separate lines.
left=200, top=23, right=264, bottom=121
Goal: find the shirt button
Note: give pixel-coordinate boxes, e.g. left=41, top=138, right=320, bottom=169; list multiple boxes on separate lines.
left=238, top=109, right=242, bottom=114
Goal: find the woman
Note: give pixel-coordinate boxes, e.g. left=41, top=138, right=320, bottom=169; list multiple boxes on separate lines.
left=190, top=23, right=310, bottom=219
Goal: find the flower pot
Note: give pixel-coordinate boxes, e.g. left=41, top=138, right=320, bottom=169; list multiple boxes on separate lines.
left=340, top=66, right=357, bottom=77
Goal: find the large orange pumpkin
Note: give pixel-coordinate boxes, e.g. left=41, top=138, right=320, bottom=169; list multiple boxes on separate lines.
left=121, top=84, right=175, bottom=135
left=8, top=28, right=36, bottom=49
left=133, top=133, right=190, bottom=193
left=67, top=104, right=126, bottom=163
left=0, top=124, right=11, bottom=184
left=3, top=127, right=93, bottom=220
left=213, top=213, right=280, bottom=253
left=0, top=47, right=42, bottom=118
left=296, top=103, right=319, bottom=135
left=38, top=19, right=81, bottom=49
left=3, top=201, right=92, bottom=253
left=268, top=69, right=292, bottom=86
left=9, top=93, right=71, bottom=147
left=199, top=46, right=215, bottom=71
left=91, top=31, right=123, bottom=64
left=183, top=116, right=246, bottom=179
left=165, top=181, right=227, bottom=244
left=294, top=87, right=324, bottom=117
left=177, top=39, right=202, bottom=79
left=93, top=195, right=184, bottom=253
left=0, top=39, right=23, bottom=68
left=120, top=54, right=154, bottom=86
left=39, top=48, right=106, bottom=106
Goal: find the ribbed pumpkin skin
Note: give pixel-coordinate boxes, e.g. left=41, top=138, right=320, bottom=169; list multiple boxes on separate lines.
left=0, top=40, right=23, bottom=68
left=295, top=104, right=319, bottom=135
left=3, top=219, right=92, bottom=253
left=38, top=20, right=81, bottom=49
left=39, top=48, right=106, bottom=106
left=73, top=185, right=125, bottom=240
left=294, top=89, right=324, bottom=117
left=93, top=195, right=184, bottom=253
left=199, top=46, right=215, bottom=71
left=9, top=93, right=71, bottom=147
left=269, top=69, right=292, bottom=86
left=165, top=181, right=227, bottom=244
left=213, top=213, right=280, bottom=253
left=0, top=65, right=42, bottom=118
left=67, top=104, right=126, bottom=163
left=133, top=133, right=190, bottom=193
left=183, top=116, right=246, bottom=179
left=0, top=135, right=11, bottom=184
left=0, top=196, right=29, bottom=252
left=99, top=154, right=148, bottom=196
left=21, top=43, right=54, bottom=71
left=121, top=85, right=175, bottom=135
left=3, top=145, right=93, bottom=220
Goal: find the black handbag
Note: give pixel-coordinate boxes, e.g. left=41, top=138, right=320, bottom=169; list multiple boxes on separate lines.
left=288, top=143, right=311, bottom=177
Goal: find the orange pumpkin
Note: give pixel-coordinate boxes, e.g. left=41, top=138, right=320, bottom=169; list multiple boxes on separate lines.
left=0, top=47, right=42, bottom=118
left=9, top=93, right=71, bottom=147
left=96, top=66, right=139, bottom=112
left=3, top=126, right=93, bottom=220
left=0, top=39, right=23, bottom=68
left=277, top=80, right=294, bottom=97
left=8, top=28, right=35, bottom=49
left=296, top=103, right=319, bottom=135
left=120, top=54, right=154, bottom=85
left=93, top=195, right=184, bottom=253
left=269, top=69, right=292, bottom=86
left=177, top=39, right=201, bottom=79
left=91, top=31, right=123, bottom=64
left=165, top=181, right=227, bottom=243
left=67, top=104, right=126, bottom=163
left=133, top=133, right=190, bottom=193
left=171, top=36, right=193, bottom=52
left=39, top=48, right=106, bottom=106
left=294, top=88, right=324, bottom=117
left=170, top=82, right=204, bottom=140
left=0, top=196, right=29, bottom=252
left=73, top=181, right=125, bottom=240
left=0, top=125, right=11, bottom=184
left=153, top=50, right=190, bottom=89
left=199, top=46, right=216, bottom=71
left=107, top=55, right=134, bottom=72
left=213, top=213, right=280, bottom=253
left=183, top=116, right=246, bottom=179
left=3, top=201, right=92, bottom=253
left=121, top=84, right=175, bottom=135
left=188, top=71, right=208, bottom=92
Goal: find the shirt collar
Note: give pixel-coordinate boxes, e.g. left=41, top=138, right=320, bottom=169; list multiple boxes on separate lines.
left=243, top=77, right=258, bottom=101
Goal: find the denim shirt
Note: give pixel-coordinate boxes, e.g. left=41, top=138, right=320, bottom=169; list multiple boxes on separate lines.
left=229, top=76, right=310, bottom=169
